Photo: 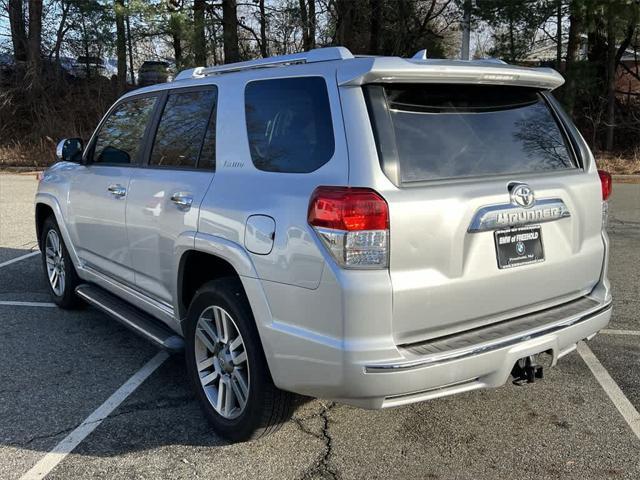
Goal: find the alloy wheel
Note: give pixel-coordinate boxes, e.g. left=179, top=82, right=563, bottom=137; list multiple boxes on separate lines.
left=194, top=305, right=250, bottom=419
left=45, top=229, right=66, bottom=296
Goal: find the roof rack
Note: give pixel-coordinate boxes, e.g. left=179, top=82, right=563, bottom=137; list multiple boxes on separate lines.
left=175, top=46, right=354, bottom=81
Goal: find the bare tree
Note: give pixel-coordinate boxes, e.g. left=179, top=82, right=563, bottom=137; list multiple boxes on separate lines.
left=222, top=0, right=239, bottom=63
left=26, top=0, right=42, bottom=88
left=115, top=0, right=127, bottom=93
left=194, top=0, right=207, bottom=64
left=9, top=0, right=27, bottom=61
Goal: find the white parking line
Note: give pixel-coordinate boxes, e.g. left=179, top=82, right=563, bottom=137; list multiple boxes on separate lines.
left=601, top=329, right=640, bottom=336
left=0, top=251, right=39, bottom=269
left=578, top=342, right=640, bottom=440
left=0, top=301, right=56, bottom=308
left=19, top=351, right=170, bottom=480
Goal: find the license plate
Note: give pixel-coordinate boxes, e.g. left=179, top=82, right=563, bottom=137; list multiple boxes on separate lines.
left=494, top=225, right=544, bottom=269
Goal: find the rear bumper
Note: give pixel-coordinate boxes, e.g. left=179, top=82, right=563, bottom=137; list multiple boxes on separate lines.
left=347, top=301, right=611, bottom=408
left=350, top=304, right=611, bottom=408
left=260, top=272, right=611, bottom=408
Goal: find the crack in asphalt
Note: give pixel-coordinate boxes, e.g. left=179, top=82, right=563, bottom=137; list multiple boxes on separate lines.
left=294, top=402, right=340, bottom=480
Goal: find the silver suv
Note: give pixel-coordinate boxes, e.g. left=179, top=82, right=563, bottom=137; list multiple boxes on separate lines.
left=36, top=47, right=613, bottom=442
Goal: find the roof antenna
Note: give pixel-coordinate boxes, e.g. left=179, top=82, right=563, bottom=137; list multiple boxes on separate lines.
left=412, top=49, right=428, bottom=60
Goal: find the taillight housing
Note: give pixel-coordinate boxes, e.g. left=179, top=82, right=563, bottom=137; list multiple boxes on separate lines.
left=598, top=170, right=612, bottom=229
left=308, top=186, right=389, bottom=269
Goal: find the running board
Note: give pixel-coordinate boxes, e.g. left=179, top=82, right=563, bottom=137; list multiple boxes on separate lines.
left=75, top=284, right=184, bottom=353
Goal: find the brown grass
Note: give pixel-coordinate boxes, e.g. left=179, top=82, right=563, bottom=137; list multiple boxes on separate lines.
left=595, top=148, right=640, bottom=175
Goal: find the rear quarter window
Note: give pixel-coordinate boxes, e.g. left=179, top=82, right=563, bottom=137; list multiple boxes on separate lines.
left=364, top=84, right=576, bottom=184
left=244, top=77, right=335, bottom=173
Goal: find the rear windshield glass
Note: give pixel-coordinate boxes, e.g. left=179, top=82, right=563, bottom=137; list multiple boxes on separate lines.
left=364, top=84, right=576, bottom=183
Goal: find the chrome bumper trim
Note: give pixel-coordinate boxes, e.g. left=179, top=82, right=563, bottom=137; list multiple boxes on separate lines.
left=365, top=301, right=612, bottom=373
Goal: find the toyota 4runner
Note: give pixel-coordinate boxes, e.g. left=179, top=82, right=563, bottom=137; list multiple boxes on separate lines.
left=35, top=47, right=613, bottom=442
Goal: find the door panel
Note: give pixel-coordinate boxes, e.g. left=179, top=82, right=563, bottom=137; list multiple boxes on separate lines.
left=68, top=166, right=134, bottom=283
left=126, top=169, right=214, bottom=302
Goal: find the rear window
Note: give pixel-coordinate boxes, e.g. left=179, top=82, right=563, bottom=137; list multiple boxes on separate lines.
left=364, top=84, right=576, bottom=184
left=244, top=77, right=334, bottom=173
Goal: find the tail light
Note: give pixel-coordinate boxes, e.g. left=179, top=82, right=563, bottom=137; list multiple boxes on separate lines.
left=308, top=186, right=389, bottom=269
left=598, top=170, right=612, bottom=229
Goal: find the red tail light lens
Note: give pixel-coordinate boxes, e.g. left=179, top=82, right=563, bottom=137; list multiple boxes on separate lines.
left=308, top=186, right=389, bottom=269
left=598, top=170, right=612, bottom=201
left=308, top=187, right=389, bottom=231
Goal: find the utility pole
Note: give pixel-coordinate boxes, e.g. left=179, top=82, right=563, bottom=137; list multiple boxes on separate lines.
left=461, top=0, right=472, bottom=60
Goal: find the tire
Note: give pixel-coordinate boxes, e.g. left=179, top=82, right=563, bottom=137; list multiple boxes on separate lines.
left=40, top=216, right=81, bottom=309
left=184, top=278, right=295, bottom=442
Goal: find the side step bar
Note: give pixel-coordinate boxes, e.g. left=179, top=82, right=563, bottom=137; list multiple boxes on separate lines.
left=75, top=284, right=184, bottom=353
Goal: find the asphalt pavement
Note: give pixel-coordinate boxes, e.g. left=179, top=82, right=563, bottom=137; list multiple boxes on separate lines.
left=1, top=172, right=639, bottom=480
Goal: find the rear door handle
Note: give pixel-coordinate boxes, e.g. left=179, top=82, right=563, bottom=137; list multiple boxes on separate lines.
left=107, top=184, right=127, bottom=197
left=170, top=192, right=193, bottom=209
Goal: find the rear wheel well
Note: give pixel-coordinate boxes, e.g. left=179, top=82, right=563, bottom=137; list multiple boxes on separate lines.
left=35, top=203, right=55, bottom=249
left=178, top=251, right=241, bottom=319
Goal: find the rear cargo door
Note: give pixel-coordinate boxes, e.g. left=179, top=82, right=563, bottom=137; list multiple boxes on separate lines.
left=364, top=84, right=605, bottom=344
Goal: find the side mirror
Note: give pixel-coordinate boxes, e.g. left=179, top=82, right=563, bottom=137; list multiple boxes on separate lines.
left=55, top=138, right=84, bottom=163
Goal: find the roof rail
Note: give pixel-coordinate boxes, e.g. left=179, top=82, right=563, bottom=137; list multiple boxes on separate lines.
left=175, top=46, right=353, bottom=81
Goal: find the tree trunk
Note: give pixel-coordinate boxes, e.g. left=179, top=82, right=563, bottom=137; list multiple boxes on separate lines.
left=556, top=0, right=563, bottom=70
left=299, top=0, right=310, bottom=51
left=115, top=0, right=127, bottom=94
left=605, top=5, right=616, bottom=151
left=50, top=0, right=70, bottom=65
left=259, top=0, right=268, bottom=57
left=222, top=0, right=239, bottom=63
left=564, top=2, right=582, bottom=116
left=9, top=0, right=27, bottom=62
left=169, top=13, right=183, bottom=69
left=369, top=0, right=381, bottom=54
left=26, top=0, right=42, bottom=89
left=194, top=0, right=207, bottom=65
left=334, top=0, right=354, bottom=49
left=308, top=0, right=315, bottom=49
left=126, top=10, right=135, bottom=85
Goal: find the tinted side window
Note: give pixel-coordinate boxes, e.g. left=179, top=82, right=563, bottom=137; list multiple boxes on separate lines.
left=149, top=89, right=217, bottom=168
left=244, top=77, right=334, bottom=173
left=93, top=97, right=156, bottom=165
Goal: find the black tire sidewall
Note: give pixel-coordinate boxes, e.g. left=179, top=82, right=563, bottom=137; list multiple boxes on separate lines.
left=41, top=216, right=79, bottom=308
left=184, top=279, right=272, bottom=442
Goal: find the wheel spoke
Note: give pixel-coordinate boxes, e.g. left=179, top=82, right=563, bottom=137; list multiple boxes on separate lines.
left=216, top=377, right=226, bottom=412
left=224, top=377, right=235, bottom=416
left=229, top=335, right=243, bottom=352
left=45, top=247, right=56, bottom=259
left=231, top=370, right=248, bottom=408
left=196, top=328, right=217, bottom=352
left=49, top=269, right=57, bottom=286
left=199, top=318, right=219, bottom=345
left=197, top=356, right=216, bottom=372
left=200, top=370, right=219, bottom=386
left=232, top=350, right=247, bottom=366
left=213, top=308, right=228, bottom=344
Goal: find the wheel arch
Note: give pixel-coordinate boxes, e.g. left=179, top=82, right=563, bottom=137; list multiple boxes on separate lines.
left=34, top=193, right=81, bottom=267
left=176, top=236, right=281, bottom=384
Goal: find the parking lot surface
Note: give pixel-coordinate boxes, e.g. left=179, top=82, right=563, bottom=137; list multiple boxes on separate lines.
left=1, top=173, right=639, bottom=479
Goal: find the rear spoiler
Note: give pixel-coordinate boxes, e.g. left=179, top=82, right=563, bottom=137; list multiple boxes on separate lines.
left=337, top=57, right=564, bottom=91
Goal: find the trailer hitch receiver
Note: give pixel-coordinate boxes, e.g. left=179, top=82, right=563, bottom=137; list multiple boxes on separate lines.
left=511, top=355, right=544, bottom=385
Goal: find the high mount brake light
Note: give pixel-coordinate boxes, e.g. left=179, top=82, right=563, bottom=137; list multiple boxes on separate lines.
left=308, top=186, right=389, bottom=269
